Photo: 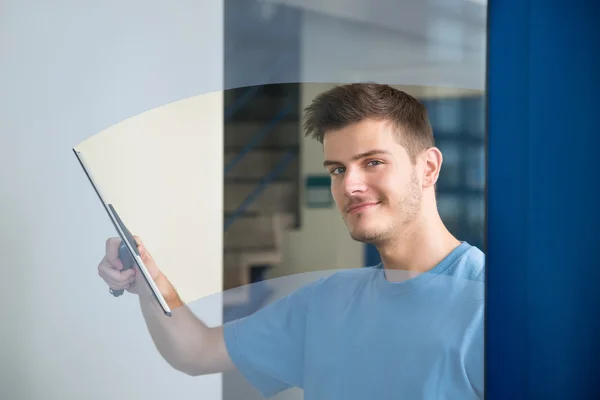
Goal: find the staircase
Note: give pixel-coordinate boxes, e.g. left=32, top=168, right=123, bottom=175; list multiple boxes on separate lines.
left=223, top=83, right=301, bottom=292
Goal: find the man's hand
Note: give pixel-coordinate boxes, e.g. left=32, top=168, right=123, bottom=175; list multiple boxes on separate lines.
left=98, top=236, right=179, bottom=305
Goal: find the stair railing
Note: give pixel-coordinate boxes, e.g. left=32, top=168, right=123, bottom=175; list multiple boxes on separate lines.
left=223, top=54, right=298, bottom=231
left=224, top=98, right=294, bottom=174
left=224, top=149, right=297, bottom=230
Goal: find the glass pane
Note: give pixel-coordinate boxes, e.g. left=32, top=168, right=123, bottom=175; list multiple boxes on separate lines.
left=437, top=141, right=461, bottom=187
left=223, top=0, right=487, bottom=398
left=466, top=144, right=486, bottom=190
left=465, top=96, right=486, bottom=138
left=438, top=194, right=463, bottom=237
left=466, top=195, right=485, bottom=249
left=434, top=99, right=462, bottom=134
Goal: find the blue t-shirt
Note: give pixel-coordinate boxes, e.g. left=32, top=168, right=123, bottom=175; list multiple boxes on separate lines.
left=223, top=242, right=485, bottom=399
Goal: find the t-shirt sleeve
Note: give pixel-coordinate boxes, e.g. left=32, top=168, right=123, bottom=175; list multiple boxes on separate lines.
left=222, top=278, right=322, bottom=397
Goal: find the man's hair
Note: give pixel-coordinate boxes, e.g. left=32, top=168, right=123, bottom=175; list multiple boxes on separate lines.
left=303, top=83, right=435, bottom=163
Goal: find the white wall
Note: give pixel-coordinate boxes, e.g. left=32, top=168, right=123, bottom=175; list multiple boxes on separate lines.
left=1, top=1, right=224, bottom=399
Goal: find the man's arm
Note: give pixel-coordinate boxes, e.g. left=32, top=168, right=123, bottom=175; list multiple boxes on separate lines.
left=98, top=236, right=235, bottom=376
left=137, top=276, right=235, bottom=376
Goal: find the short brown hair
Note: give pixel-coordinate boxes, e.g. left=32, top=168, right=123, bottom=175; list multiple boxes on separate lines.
left=303, top=83, right=434, bottom=163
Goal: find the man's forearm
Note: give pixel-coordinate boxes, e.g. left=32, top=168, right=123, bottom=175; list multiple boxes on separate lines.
left=137, top=280, right=215, bottom=375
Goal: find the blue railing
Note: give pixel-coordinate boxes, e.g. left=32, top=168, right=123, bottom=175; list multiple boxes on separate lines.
left=224, top=85, right=262, bottom=121
left=224, top=149, right=297, bottom=230
left=224, top=99, right=294, bottom=174
left=223, top=76, right=297, bottom=230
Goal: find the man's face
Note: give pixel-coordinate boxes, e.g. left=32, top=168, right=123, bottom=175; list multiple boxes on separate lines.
left=323, top=119, right=424, bottom=244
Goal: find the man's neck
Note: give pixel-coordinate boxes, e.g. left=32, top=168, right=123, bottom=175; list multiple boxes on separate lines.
left=375, top=213, right=461, bottom=279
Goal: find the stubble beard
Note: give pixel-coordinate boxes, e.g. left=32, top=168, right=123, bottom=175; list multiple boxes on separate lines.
left=345, top=171, right=422, bottom=244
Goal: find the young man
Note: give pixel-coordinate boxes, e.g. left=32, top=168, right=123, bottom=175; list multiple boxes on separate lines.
left=98, top=83, right=485, bottom=399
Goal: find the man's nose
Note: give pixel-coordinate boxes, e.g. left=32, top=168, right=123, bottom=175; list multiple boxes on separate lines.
left=342, top=170, right=367, bottom=196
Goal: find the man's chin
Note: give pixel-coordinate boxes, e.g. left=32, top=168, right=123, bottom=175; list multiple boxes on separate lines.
left=348, top=227, right=383, bottom=243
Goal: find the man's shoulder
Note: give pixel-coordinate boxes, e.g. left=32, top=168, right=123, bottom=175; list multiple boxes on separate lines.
left=452, top=243, right=485, bottom=283
left=283, top=243, right=485, bottom=300
left=314, top=243, right=486, bottom=284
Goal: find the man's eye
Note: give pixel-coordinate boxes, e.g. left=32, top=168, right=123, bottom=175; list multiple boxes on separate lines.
left=331, top=167, right=345, bottom=175
left=367, top=160, right=383, bottom=167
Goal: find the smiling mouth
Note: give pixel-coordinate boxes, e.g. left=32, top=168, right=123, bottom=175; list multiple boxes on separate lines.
left=346, top=202, right=380, bottom=214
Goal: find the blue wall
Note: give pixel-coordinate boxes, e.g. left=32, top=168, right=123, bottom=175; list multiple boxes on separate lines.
left=487, top=0, right=600, bottom=398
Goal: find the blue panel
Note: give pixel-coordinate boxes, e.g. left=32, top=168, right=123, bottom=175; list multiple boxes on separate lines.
left=487, top=0, right=600, bottom=398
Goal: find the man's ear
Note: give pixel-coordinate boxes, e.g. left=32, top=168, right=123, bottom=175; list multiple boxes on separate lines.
left=422, top=147, right=443, bottom=188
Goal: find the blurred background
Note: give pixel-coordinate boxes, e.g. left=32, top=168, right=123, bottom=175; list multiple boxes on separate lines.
left=221, top=0, right=486, bottom=398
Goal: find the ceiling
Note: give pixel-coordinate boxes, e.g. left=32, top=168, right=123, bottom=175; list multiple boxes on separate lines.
left=225, top=0, right=487, bottom=91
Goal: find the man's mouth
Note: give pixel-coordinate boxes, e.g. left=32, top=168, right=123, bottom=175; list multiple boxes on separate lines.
left=346, top=202, right=380, bottom=214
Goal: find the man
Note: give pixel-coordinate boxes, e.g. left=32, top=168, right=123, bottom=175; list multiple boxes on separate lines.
left=98, top=83, right=485, bottom=399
